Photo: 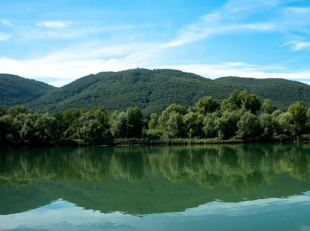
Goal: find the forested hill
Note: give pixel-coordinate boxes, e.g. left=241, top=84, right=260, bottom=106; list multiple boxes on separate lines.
left=0, top=74, right=55, bottom=108
left=25, top=69, right=235, bottom=115
left=2, top=69, right=310, bottom=116
left=214, top=77, right=310, bottom=110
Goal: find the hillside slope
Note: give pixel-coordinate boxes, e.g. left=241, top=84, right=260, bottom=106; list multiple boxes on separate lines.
left=214, top=76, right=310, bottom=110
left=26, top=69, right=235, bottom=115
left=2, top=69, right=310, bottom=116
left=0, top=74, right=56, bottom=108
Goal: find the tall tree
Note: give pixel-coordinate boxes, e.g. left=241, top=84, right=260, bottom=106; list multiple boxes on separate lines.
left=194, top=96, right=220, bottom=116
left=288, top=101, right=307, bottom=134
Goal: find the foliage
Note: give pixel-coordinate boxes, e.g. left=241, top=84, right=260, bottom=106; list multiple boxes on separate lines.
left=0, top=74, right=55, bottom=108
left=237, top=112, right=259, bottom=141
left=221, top=90, right=261, bottom=114
left=194, top=96, right=220, bottom=115
left=183, top=112, right=203, bottom=138
left=148, top=113, right=158, bottom=129
left=288, top=101, right=307, bottom=134
left=1, top=91, right=310, bottom=147
left=7, top=69, right=307, bottom=117
left=262, top=99, right=277, bottom=114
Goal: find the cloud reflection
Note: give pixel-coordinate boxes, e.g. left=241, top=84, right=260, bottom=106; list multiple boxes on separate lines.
left=1, top=192, right=310, bottom=231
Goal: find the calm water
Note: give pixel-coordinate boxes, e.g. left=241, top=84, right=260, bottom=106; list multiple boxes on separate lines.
left=1, top=143, right=310, bottom=231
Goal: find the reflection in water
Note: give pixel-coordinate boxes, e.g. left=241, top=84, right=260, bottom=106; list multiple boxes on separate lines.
left=1, top=144, right=310, bottom=231
left=1, top=144, right=310, bottom=188
left=0, top=143, right=310, bottom=215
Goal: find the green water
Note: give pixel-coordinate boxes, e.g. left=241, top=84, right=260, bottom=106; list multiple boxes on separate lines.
left=1, top=143, right=310, bottom=230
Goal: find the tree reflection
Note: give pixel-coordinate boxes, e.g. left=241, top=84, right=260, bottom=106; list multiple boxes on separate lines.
left=1, top=144, right=310, bottom=193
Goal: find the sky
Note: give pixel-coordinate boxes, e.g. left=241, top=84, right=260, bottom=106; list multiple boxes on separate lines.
left=0, top=0, right=310, bottom=87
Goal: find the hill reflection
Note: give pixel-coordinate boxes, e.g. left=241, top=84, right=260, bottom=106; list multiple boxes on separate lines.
left=0, top=143, right=310, bottom=215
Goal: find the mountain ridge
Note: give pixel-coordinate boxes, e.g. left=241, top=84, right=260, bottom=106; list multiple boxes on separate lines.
left=1, top=69, right=309, bottom=115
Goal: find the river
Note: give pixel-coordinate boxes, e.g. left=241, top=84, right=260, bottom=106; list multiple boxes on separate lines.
left=0, top=143, right=310, bottom=230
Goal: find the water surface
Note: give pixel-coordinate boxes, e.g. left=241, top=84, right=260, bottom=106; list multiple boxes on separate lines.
left=0, top=144, right=310, bottom=230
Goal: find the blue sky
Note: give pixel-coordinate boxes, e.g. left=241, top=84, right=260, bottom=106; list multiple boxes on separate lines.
left=0, top=0, right=310, bottom=86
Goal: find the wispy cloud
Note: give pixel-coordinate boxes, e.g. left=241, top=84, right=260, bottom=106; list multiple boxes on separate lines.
left=1, top=19, right=12, bottom=26
left=284, top=40, right=310, bottom=51
left=163, top=0, right=280, bottom=48
left=37, top=21, right=73, bottom=28
left=165, top=63, right=310, bottom=84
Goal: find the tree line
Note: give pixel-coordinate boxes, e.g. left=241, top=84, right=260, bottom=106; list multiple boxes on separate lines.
left=1, top=90, right=310, bottom=147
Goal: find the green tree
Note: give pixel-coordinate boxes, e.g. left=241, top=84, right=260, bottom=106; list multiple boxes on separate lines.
left=34, top=114, right=59, bottom=144
left=78, top=112, right=105, bottom=145
left=221, top=90, right=261, bottom=114
left=0, top=106, right=7, bottom=117
left=159, top=104, right=187, bottom=132
left=166, top=112, right=184, bottom=138
left=216, top=110, right=240, bottom=139
left=288, top=101, right=307, bottom=134
left=262, top=99, right=277, bottom=114
left=276, top=112, right=295, bottom=137
left=237, top=111, right=259, bottom=141
left=148, top=113, right=158, bottom=129
left=203, top=112, right=218, bottom=138
left=194, top=96, right=220, bottom=115
left=110, top=111, right=127, bottom=138
left=259, top=113, right=276, bottom=139
left=7, top=106, right=29, bottom=118
left=126, top=107, right=143, bottom=138
left=183, top=112, right=202, bottom=138
left=0, top=115, right=12, bottom=147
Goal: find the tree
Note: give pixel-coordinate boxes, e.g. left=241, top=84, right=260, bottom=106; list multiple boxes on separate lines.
left=288, top=101, right=307, bottom=134
left=194, top=96, right=220, bottom=115
left=276, top=112, right=295, bottom=136
left=159, top=104, right=187, bottom=132
left=34, top=114, right=58, bottom=144
left=203, top=112, right=218, bottom=138
left=259, top=113, right=276, bottom=139
left=183, top=112, right=202, bottom=138
left=216, top=110, right=240, bottom=140
left=262, top=99, right=277, bottom=114
left=0, top=115, right=12, bottom=147
left=110, top=111, right=127, bottom=138
left=148, top=113, right=158, bottom=129
left=241, top=92, right=261, bottom=114
left=166, top=112, right=184, bottom=138
left=109, top=107, right=144, bottom=138
left=126, top=107, right=143, bottom=138
left=7, top=106, right=29, bottom=118
left=78, top=112, right=105, bottom=145
left=237, top=111, right=259, bottom=141
left=20, top=113, right=40, bottom=144
left=0, top=106, right=7, bottom=117
left=221, top=90, right=261, bottom=114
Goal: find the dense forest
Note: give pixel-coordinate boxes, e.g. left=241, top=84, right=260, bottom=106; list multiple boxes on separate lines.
left=1, top=90, right=310, bottom=147
left=0, top=74, right=55, bottom=108
left=2, top=69, right=310, bottom=116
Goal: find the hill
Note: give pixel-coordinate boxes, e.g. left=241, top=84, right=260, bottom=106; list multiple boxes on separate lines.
left=25, top=69, right=235, bottom=115
left=214, top=76, right=310, bottom=110
left=1, top=69, right=310, bottom=116
left=0, top=74, right=55, bottom=108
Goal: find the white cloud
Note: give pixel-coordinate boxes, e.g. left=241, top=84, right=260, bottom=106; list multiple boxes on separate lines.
left=1, top=19, right=12, bottom=26
left=37, top=21, right=73, bottom=28
left=164, top=63, right=310, bottom=83
left=285, top=41, right=310, bottom=51
left=162, top=0, right=280, bottom=48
